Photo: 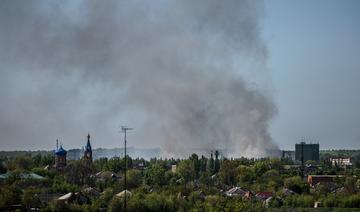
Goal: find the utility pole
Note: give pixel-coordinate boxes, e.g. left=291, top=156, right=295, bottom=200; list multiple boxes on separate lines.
left=121, top=126, right=133, bottom=212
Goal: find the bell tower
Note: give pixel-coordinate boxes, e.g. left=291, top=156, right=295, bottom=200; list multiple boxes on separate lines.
left=84, top=133, right=93, bottom=162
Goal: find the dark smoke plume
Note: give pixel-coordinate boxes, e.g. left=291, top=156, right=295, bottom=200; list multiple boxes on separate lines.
left=0, top=0, right=278, bottom=157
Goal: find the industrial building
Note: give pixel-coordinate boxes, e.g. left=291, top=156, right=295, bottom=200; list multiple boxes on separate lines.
left=295, top=142, right=319, bottom=162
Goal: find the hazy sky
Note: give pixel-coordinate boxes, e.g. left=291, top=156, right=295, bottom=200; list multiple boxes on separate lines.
left=0, top=1, right=359, bottom=153
left=264, top=0, right=360, bottom=150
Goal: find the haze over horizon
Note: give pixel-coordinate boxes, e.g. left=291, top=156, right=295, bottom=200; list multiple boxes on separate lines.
left=0, top=0, right=359, bottom=155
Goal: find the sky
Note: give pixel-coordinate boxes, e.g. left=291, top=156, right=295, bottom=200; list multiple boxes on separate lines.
left=263, top=0, right=360, bottom=150
left=0, top=1, right=359, bottom=154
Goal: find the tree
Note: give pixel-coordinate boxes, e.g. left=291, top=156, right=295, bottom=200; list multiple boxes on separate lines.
left=189, top=153, right=200, bottom=179
left=127, top=193, right=146, bottom=211
left=344, top=176, right=357, bottom=194
left=41, top=154, right=55, bottom=166
left=284, top=176, right=309, bottom=194
left=214, top=150, right=220, bottom=173
left=94, top=157, right=108, bottom=171
left=145, top=164, right=166, bottom=186
left=0, top=185, right=22, bottom=207
left=208, top=152, right=215, bottom=174
left=143, top=193, right=175, bottom=211
left=22, top=189, right=42, bottom=211
left=268, top=197, right=283, bottom=208
left=262, top=169, right=282, bottom=190
left=199, top=155, right=207, bottom=172
left=108, top=196, right=124, bottom=212
left=127, top=169, right=143, bottom=189
left=236, top=165, right=255, bottom=185
left=283, top=195, right=314, bottom=208
left=177, top=160, right=195, bottom=183
left=253, top=160, right=269, bottom=177
left=32, top=154, right=42, bottom=167
left=356, top=179, right=360, bottom=191
left=11, top=155, right=33, bottom=171
left=219, top=159, right=237, bottom=186
left=0, top=159, right=7, bottom=174
left=107, top=156, right=123, bottom=173
left=65, top=159, right=95, bottom=186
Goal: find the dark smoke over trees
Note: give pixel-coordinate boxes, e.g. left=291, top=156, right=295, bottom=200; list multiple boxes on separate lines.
left=0, top=0, right=278, bottom=157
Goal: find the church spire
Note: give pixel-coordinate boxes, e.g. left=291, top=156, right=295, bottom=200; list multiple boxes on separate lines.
left=84, top=133, right=93, bottom=162
left=86, top=133, right=91, bottom=150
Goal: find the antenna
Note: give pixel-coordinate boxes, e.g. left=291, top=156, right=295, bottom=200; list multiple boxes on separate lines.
left=120, top=126, right=133, bottom=212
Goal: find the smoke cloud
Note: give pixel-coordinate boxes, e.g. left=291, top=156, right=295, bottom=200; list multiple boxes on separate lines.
left=0, top=0, right=278, bottom=157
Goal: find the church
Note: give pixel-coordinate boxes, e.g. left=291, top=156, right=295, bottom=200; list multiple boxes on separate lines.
left=54, top=134, right=93, bottom=170
left=84, top=133, right=93, bottom=162
left=54, top=139, right=67, bottom=170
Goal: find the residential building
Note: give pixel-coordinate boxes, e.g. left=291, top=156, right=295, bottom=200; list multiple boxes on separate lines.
left=330, top=158, right=352, bottom=168
left=295, top=142, right=319, bottom=162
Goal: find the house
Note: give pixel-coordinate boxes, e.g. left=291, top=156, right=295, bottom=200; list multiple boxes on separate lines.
left=255, top=192, right=274, bottom=201
left=38, top=192, right=63, bottom=204
left=82, top=187, right=100, bottom=198
left=58, top=193, right=75, bottom=204
left=226, top=187, right=247, bottom=197
left=0, top=172, right=45, bottom=183
left=94, top=171, right=119, bottom=181
left=57, top=192, right=88, bottom=205
left=115, top=190, right=132, bottom=198
left=280, top=188, right=296, bottom=197
left=244, top=191, right=253, bottom=199
left=133, top=161, right=147, bottom=170
left=307, top=175, right=344, bottom=186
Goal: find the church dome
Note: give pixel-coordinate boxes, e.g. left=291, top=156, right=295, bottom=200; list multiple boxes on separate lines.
left=55, top=145, right=67, bottom=156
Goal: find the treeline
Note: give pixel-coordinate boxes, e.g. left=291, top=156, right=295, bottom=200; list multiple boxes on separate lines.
left=1, top=153, right=360, bottom=211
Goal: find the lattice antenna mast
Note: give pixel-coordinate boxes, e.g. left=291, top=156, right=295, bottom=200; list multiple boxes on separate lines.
left=121, top=126, right=133, bottom=212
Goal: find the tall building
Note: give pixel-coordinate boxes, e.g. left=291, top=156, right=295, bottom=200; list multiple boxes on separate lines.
left=55, top=139, right=67, bottom=170
left=84, top=133, right=93, bottom=162
left=295, top=142, right=319, bottom=162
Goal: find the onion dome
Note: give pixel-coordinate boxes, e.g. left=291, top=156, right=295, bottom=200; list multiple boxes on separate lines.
left=55, top=145, right=67, bottom=156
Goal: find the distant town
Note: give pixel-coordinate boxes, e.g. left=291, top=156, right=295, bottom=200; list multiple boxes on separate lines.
left=0, top=134, right=360, bottom=211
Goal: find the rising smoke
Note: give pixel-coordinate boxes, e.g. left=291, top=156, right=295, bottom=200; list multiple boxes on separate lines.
left=0, top=0, right=278, bottom=157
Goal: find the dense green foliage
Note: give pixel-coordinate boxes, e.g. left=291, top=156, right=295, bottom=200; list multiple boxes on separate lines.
left=0, top=151, right=360, bottom=211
